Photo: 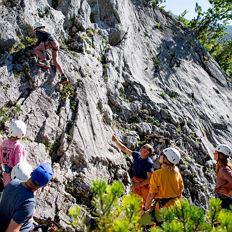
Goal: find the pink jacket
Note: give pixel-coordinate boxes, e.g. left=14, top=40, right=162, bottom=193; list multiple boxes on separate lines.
left=216, top=166, right=232, bottom=196
left=0, top=139, right=26, bottom=186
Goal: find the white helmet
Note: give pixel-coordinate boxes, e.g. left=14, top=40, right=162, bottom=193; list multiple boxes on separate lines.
left=8, top=120, right=27, bottom=139
left=33, top=21, right=45, bottom=30
left=215, top=144, right=232, bottom=157
left=163, top=147, right=181, bottom=165
left=11, top=162, right=33, bottom=181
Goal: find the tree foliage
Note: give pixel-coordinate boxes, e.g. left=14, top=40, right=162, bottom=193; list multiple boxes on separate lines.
left=145, top=0, right=166, bottom=9
left=69, top=180, right=142, bottom=232
left=69, top=180, right=232, bottom=232
left=178, top=0, right=232, bottom=77
left=152, top=0, right=166, bottom=8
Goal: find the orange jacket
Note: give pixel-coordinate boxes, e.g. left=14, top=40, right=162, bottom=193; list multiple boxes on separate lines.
left=149, top=167, right=183, bottom=199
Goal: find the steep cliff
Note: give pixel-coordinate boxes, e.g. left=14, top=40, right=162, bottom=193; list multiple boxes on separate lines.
left=0, top=0, right=231, bottom=230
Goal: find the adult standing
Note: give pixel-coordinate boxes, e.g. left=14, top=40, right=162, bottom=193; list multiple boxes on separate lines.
left=0, top=163, right=53, bottom=232
left=112, top=134, right=154, bottom=205
left=214, top=144, right=232, bottom=209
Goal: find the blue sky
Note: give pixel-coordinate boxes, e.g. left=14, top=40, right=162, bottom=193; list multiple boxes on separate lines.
left=165, top=0, right=211, bottom=20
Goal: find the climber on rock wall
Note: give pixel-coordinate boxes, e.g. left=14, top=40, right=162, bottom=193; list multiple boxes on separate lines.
left=33, top=21, right=68, bottom=84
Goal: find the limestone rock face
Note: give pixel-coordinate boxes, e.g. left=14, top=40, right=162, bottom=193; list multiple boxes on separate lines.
left=0, top=0, right=232, bottom=229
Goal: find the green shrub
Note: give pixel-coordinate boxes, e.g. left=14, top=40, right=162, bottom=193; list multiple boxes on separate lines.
left=11, top=36, right=37, bottom=52
left=69, top=180, right=142, bottom=232
left=60, top=83, right=75, bottom=100
left=0, top=104, right=21, bottom=130
left=69, top=180, right=232, bottom=232
left=153, top=198, right=232, bottom=232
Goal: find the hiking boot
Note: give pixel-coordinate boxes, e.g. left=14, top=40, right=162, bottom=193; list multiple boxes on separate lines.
left=59, top=74, right=69, bottom=85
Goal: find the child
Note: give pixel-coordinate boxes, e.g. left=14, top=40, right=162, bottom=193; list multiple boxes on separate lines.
left=11, top=161, right=32, bottom=182
left=143, top=147, right=183, bottom=213
left=214, top=144, right=232, bottom=209
left=0, top=120, right=27, bottom=187
left=0, top=161, right=32, bottom=202
left=33, top=21, right=68, bottom=84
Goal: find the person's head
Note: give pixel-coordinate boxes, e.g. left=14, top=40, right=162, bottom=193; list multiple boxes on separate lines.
left=139, top=144, right=153, bottom=159
left=160, top=147, right=181, bottom=166
left=33, top=21, right=45, bottom=31
left=8, top=120, right=27, bottom=139
left=11, top=161, right=33, bottom=181
left=214, top=144, right=232, bottom=164
left=30, top=163, right=53, bottom=188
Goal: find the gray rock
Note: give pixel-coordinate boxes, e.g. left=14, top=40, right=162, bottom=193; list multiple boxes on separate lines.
left=102, top=104, right=113, bottom=125
left=0, top=21, right=19, bottom=50
left=1, top=0, right=232, bottom=228
left=108, top=26, right=126, bottom=46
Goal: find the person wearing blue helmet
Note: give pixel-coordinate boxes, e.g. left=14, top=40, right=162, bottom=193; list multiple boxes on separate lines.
left=0, top=163, right=53, bottom=232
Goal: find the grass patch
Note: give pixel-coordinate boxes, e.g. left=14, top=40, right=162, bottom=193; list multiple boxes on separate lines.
left=0, top=104, right=21, bottom=130
left=60, top=83, right=75, bottom=101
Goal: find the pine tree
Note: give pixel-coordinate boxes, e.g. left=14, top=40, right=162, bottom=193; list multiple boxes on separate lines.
left=69, top=180, right=232, bottom=232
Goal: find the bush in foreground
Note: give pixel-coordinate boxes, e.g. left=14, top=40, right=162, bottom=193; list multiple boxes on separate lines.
left=69, top=180, right=232, bottom=232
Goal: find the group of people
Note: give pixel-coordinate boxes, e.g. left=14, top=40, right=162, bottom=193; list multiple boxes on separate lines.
left=0, top=21, right=69, bottom=232
left=31, top=22, right=232, bottom=215
left=0, top=15, right=230, bottom=231
left=0, top=120, right=231, bottom=231
left=112, top=134, right=232, bottom=223
left=0, top=120, right=54, bottom=231
left=112, top=135, right=183, bottom=215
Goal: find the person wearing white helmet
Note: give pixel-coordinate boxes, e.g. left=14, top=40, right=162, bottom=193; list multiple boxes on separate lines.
left=0, top=163, right=53, bottom=232
left=33, top=21, right=68, bottom=84
left=0, top=120, right=27, bottom=187
left=11, top=161, right=32, bottom=182
left=143, top=147, right=183, bottom=216
left=214, top=144, right=232, bottom=209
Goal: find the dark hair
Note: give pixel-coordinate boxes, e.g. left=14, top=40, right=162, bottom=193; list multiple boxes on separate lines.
left=35, top=26, right=45, bottom=31
left=147, top=147, right=153, bottom=155
left=216, top=152, right=229, bottom=174
left=162, top=154, right=174, bottom=166
left=141, top=145, right=153, bottom=156
left=218, top=152, right=228, bottom=161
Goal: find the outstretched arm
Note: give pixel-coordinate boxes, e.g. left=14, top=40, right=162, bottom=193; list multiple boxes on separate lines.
left=112, top=135, right=132, bottom=156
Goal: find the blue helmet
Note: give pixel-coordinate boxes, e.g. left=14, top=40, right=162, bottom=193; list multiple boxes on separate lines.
left=31, top=163, right=53, bottom=187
